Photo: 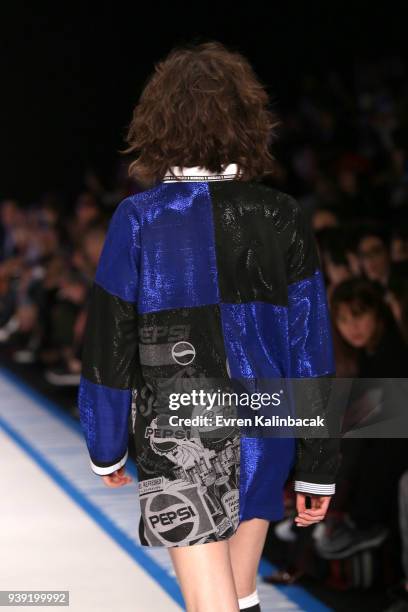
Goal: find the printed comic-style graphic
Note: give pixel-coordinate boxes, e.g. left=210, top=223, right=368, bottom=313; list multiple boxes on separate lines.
left=133, top=315, right=241, bottom=547
left=138, top=427, right=240, bottom=546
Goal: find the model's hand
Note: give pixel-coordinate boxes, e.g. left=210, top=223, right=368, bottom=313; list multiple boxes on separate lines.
left=294, top=493, right=331, bottom=527
left=102, top=466, right=132, bottom=488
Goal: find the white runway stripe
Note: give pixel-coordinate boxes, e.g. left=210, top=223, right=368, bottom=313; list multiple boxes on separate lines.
left=0, top=369, right=331, bottom=612
left=0, top=430, right=181, bottom=612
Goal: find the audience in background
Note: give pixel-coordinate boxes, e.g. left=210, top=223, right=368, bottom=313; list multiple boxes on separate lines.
left=1, top=53, right=408, bottom=608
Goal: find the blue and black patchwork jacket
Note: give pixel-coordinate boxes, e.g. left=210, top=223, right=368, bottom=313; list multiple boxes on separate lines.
left=78, top=169, right=340, bottom=497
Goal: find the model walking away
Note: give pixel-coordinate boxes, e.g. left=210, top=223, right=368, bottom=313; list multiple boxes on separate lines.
left=78, top=41, right=340, bottom=612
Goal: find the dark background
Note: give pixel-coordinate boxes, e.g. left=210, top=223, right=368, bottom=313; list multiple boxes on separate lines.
left=1, top=1, right=407, bottom=203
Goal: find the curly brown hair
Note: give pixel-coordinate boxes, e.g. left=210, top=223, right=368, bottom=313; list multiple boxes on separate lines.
left=124, top=41, right=280, bottom=187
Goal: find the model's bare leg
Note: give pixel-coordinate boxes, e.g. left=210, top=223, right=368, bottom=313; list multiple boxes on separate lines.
left=169, top=540, right=239, bottom=612
left=229, top=518, right=269, bottom=606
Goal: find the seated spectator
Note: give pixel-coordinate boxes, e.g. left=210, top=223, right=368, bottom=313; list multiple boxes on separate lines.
left=332, top=277, right=408, bottom=379
left=316, top=227, right=353, bottom=298
left=313, top=279, right=408, bottom=561
left=357, top=226, right=391, bottom=288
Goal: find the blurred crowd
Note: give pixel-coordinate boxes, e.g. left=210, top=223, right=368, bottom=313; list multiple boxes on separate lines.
left=266, top=56, right=408, bottom=608
left=1, top=55, right=408, bottom=608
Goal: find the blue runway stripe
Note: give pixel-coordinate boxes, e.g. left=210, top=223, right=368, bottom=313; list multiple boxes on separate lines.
left=0, top=417, right=184, bottom=606
left=0, top=368, right=180, bottom=607
left=0, top=367, right=139, bottom=479
left=0, top=366, right=331, bottom=612
left=0, top=409, right=183, bottom=609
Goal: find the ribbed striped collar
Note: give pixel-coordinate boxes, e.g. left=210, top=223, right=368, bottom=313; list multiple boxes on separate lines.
left=162, top=163, right=240, bottom=182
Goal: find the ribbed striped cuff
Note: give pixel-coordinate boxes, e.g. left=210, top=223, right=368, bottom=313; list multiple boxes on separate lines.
left=294, top=480, right=335, bottom=495
left=90, top=449, right=128, bottom=476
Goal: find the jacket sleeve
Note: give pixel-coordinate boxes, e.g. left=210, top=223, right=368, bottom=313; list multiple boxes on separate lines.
left=77, top=197, right=140, bottom=476
left=285, top=196, right=341, bottom=496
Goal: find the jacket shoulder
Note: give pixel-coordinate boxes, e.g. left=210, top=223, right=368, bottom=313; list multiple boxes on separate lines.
left=210, top=180, right=301, bottom=219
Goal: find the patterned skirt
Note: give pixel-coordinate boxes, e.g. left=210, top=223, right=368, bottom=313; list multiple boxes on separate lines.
left=131, top=383, right=296, bottom=548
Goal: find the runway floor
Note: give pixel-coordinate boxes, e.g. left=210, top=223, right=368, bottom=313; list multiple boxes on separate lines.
left=0, top=368, right=331, bottom=611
